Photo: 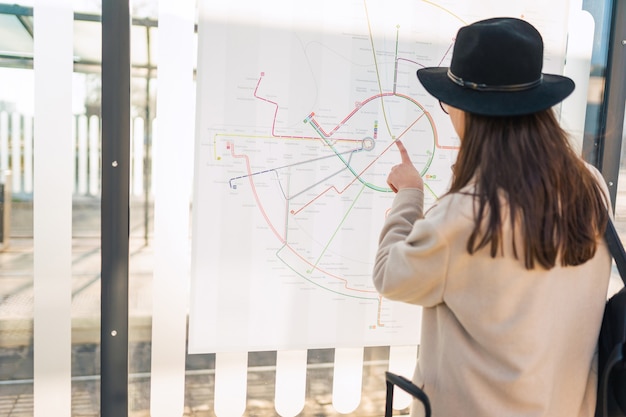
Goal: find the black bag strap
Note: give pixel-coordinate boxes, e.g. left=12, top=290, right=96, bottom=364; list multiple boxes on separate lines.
left=605, top=218, right=626, bottom=286
left=599, top=218, right=626, bottom=417
left=385, top=371, right=431, bottom=417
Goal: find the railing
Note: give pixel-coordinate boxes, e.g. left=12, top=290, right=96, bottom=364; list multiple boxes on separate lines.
left=0, top=111, right=153, bottom=199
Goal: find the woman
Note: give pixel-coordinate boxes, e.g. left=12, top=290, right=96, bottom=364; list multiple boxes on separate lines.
left=373, top=17, right=612, bottom=417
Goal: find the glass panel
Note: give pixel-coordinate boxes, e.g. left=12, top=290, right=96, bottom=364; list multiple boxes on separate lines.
left=0, top=15, right=33, bottom=55
left=582, top=0, right=623, bottom=300
left=581, top=0, right=614, bottom=161
left=74, top=20, right=102, bottom=67
left=0, top=0, right=622, bottom=416
left=130, top=24, right=149, bottom=69
left=0, top=57, right=104, bottom=417
left=12, top=0, right=103, bottom=15
left=0, top=66, right=35, bottom=415
left=0, top=9, right=104, bottom=417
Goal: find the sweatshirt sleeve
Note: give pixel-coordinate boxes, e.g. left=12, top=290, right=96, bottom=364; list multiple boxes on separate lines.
left=373, top=188, right=450, bottom=307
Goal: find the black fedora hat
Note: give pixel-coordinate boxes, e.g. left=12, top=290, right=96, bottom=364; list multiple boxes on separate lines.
left=416, top=17, right=575, bottom=116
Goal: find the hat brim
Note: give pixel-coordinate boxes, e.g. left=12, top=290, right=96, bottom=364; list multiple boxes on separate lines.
left=416, top=67, right=575, bottom=116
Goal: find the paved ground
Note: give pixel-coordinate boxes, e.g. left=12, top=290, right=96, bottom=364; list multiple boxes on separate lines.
left=1, top=175, right=626, bottom=416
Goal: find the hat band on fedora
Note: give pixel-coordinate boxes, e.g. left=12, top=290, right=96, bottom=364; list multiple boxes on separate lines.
left=447, top=69, right=543, bottom=92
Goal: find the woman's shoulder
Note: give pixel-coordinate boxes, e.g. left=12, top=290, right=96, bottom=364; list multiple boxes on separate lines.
left=582, top=160, right=611, bottom=203
left=583, top=161, right=603, bottom=178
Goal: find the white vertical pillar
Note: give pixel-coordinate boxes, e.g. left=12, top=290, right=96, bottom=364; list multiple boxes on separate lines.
left=71, top=117, right=76, bottom=195
left=150, top=118, right=157, bottom=198
left=32, top=1, right=73, bottom=417
left=332, top=347, right=364, bottom=414
left=132, top=117, right=144, bottom=197
left=23, top=115, right=33, bottom=194
left=88, top=115, right=100, bottom=195
left=149, top=0, right=195, bottom=415
left=10, top=113, right=22, bottom=193
left=214, top=352, right=249, bottom=417
left=77, top=115, right=88, bottom=195
left=275, top=350, right=307, bottom=416
left=0, top=112, right=8, bottom=174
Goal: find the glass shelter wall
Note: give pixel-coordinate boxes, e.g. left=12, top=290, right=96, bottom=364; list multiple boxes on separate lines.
left=0, top=0, right=624, bottom=416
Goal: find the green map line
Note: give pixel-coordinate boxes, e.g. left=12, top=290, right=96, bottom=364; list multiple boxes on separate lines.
left=275, top=243, right=380, bottom=301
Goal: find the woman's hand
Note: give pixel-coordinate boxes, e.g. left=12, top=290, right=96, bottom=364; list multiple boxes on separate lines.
left=387, top=140, right=424, bottom=193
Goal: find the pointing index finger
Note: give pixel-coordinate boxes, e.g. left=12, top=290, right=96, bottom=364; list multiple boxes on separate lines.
left=395, top=140, right=412, bottom=163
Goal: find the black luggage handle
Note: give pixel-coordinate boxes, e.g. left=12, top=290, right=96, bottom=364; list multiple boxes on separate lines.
left=385, top=371, right=431, bottom=417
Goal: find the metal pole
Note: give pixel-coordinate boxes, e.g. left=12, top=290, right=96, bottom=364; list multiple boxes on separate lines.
left=0, top=170, right=11, bottom=250
left=143, top=25, right=153, bottom=246
left=101, top=0, right=130, bottom=416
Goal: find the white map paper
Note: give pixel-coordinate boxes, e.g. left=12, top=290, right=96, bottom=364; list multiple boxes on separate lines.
left=189, top=0, right=572, bottom=353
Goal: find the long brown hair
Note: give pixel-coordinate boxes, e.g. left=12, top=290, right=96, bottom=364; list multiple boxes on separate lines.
left=449, top=109, right=608, bottom=269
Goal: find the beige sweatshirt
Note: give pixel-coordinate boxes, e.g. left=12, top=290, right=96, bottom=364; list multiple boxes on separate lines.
left=373, top=169, right=612, bottom=417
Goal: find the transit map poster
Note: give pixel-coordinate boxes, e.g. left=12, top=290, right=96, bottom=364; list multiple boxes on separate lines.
left=189, top=0, right=572, bottom=353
